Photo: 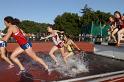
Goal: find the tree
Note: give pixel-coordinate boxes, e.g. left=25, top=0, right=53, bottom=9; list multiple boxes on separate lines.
left=80, top=4, right=113, bottom=34
left=54, top=12, right=80, bottom=36
left=19, top=20, right=49, bottom=33
left=81, top=4, right=93, bottom=14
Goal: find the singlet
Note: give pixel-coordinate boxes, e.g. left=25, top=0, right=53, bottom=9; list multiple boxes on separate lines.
left=115, top=18, right=123, bottom=29
left=67, top=45, right=73, bottom=52
left=65, top=40, right=73, bottom=52
left=121, top=20, right=124, bottom=29
left=52, top=32, right=62, bottom=45
left=12, top=29, right=28, bottom=46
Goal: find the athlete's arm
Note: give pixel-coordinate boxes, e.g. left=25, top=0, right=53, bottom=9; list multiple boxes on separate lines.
left=55, top=30, right=64, bottom=34
left=114, top=22, right=117, bottom=28
left=40, top=34, right=53, bottom=40
left=45, top=34, right=53, bottom=39
left=2, top=28, right=13, bottom=41
left=63, top=41, right=67, bottom=47
left=71, top=40, right=80, bottom=50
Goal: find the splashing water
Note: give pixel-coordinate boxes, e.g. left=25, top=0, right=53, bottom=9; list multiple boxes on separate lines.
left=25, top=52, right=89, bottom=78
left=56, top=53, right=88, bottom=77
left=42, top=52, right=89, bottom=77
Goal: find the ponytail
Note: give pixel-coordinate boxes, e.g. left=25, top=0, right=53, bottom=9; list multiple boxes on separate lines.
left=4, top=16, right=20, bottom=25
left=13, top=18, right=20, bottom=25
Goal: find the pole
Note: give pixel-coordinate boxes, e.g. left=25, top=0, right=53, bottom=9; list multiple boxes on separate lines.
left=100, top=22, right=102, bottom=42
left=91, top=21, right=93, bottom=42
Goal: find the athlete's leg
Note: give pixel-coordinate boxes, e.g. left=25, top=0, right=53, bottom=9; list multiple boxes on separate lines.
left=65, top=52, right=74, bottom=59
left=117, top=28, right=124, bottom=46
left=49, top=46, right=59, bottom=65
left=10, top=47, right=24, bottom=70
left=111, top=28, right=118, bottom=42
left=25, top=47, right=48, bottom=70
left=59, top=47, right=66, bottom=63
left=0, top=47, right=14, bottom=68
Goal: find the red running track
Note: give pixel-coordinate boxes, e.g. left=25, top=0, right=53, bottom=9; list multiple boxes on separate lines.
left=6, top=42, right=94, bottom=53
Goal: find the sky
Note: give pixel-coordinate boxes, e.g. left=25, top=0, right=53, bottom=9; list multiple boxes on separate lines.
left=0, top=0, right=124, bottom=30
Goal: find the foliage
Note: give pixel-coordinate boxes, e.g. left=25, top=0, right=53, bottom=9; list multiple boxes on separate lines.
left=54, top=12, right=80, bottom=36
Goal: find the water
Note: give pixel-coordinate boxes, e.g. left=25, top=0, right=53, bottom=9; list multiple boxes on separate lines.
left=36, top=52, right=89, bottom=77
left=51, top=53, right=88, bottom=77
left=18, top=52, right=124, bottom=81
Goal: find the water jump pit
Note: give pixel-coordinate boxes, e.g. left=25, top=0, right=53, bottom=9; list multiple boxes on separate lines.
left=0, top=52, right=124, bottom=82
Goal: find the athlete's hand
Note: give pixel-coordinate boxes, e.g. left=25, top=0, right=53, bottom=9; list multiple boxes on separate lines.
left=40, top=37, right=45, bottom=40
left=77, top=48, right=82, bottom=52
left=60, top=31, right=64, bottom=34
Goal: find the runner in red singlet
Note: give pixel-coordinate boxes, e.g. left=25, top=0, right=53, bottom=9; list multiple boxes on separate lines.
left=2, top=16, right=48, bottom=75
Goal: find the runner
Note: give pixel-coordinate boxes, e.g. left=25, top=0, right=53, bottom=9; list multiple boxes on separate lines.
left=107, top=17, right=116, bottom=42
left=116, top=12, right=124, bottom=46
left=0, top=31, right=14, bottom=69
left=41, top=25, right=65, bottom=65
left=2, top=16, right=48, bottom=74
left=63, top=35, right=80, bottom=63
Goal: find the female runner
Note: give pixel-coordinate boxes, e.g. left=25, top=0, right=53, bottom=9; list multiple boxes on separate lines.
left=2, top=16, right=48, bottom=74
